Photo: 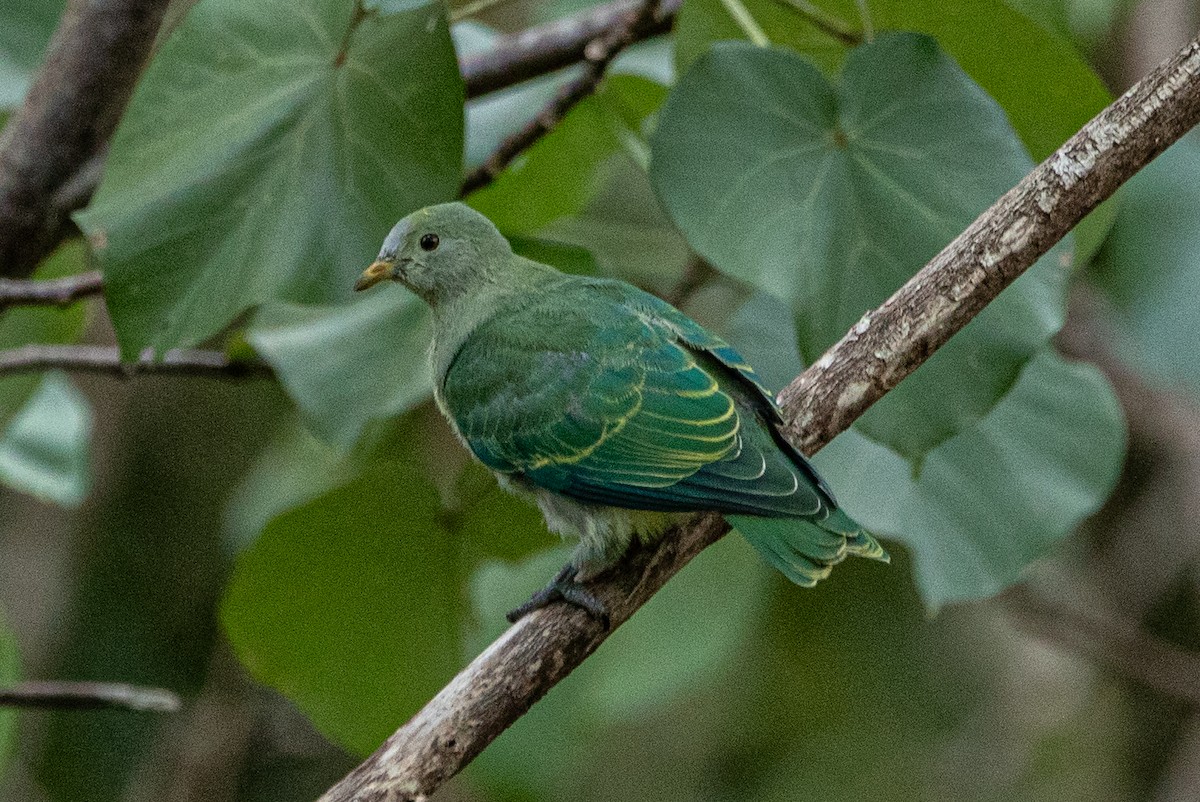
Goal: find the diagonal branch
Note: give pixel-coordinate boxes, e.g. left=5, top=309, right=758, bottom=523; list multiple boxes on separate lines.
left=317, top=34, right=1200, bottom=802
left=461, top=0, right=666, bottom=195
left=1003, top=585, right=1200, bottom=707
left=0, top=0, right=173, bottom=280
left=0, top=344, right=273, bottom=379
left=0, top=680, right=182, bottom=712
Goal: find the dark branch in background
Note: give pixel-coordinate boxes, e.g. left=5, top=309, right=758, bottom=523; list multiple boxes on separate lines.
left=0, top=271, right=103, bottom=309
left=1004, top=585, right=1200, bottom=707
left=461, top=0, right=680, bottom=98
left=0, top=0, right=172, bottom=280
left=318, top=35, right=1200, bottom=802
left=0, top=681, right=181, bottom=712
left=0, top=345, right=272, bottom=379
left=461, top=0, right=669, bottom=195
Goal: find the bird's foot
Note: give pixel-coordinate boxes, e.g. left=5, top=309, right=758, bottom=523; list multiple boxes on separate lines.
left=506, top=563, right=610, bottom=629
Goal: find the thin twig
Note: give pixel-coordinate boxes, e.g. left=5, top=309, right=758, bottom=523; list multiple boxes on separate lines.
left=450, top=0, right=520, bottom=24
left=317, top=34, right=1200, bottom=802
left=460, top=0, right=680, bottom=99
left=0, top=270, right=103, bottom=309
left=461, top=0, right=665, bottom=195
left=0, top=344, right=273, bottom=379
left=0, top=0, right=172, bottom=279
left=773, top=0, right=860, bottom=46
left=0, top=681, right=182, bottom=712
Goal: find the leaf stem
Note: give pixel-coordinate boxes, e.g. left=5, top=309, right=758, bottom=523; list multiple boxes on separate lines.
left=450, top=0, right=520, bottom=23
left=773, top=0, right=860, bottom=46
left=856, top=0, right=874, bottom=41
left=719, top=0, right=771, bottom=47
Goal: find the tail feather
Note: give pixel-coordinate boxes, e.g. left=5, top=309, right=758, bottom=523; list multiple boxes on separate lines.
left=731, top=509, right=889, bottom=588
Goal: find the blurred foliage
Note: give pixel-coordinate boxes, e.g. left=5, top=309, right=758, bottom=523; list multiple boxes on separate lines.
left=0, top=0, right=65, bottom=107
left=0, top=242, right=90, bottom=433
left=1090, top=131, right=1200, bottom=393
left=653, top=33, right=1071, bottom=460
left=76, top=0, right=464, bottom=358
left=0, top=373, right=93, bottom=507
left=2, top=0, right=1199, bottom=800
left=0, top=609, right=17, bottom=783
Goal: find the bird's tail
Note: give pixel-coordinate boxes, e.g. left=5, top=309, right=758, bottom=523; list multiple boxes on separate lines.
left=730, top=509, right=889, bottom=587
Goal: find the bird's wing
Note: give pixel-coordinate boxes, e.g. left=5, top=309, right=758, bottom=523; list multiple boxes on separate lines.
left=441, top=279, right=826, bottom=516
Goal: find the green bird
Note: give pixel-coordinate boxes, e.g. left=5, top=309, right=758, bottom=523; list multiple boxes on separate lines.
left=355, top=202, right=888, bottom=625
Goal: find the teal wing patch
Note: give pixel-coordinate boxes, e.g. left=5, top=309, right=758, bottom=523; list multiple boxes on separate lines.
left=443, top=282, right=739, bottom=497
left=442, top=278, right=831, bottom=516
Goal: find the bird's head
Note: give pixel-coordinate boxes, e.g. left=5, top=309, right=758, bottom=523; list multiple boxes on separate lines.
left=354, top=202, right=512, bottom=306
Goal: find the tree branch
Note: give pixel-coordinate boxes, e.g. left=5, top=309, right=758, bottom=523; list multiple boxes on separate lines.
left=317, top=33, right=1200, bottom=802
left=460, top=0, right=680, bottom=99
left=461, top=0, right=666, bottom=195
left=0, top=345, right=272, bottom=379
left=0, top=680, right=181, bottom=712
left=0, top=270, right=103, bottom=309
left=0, top=0, right=172, bottom=280
left=1004, top=585, right=1200, bottom=706
left=776, top=35, right=1200, bottom=452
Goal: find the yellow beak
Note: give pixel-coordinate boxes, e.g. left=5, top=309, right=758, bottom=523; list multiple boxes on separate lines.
left=354, top=259, right=393, bottom=292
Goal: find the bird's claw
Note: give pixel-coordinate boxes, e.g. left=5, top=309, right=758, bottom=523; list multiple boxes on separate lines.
left=506, top=563, right=610, bottom=629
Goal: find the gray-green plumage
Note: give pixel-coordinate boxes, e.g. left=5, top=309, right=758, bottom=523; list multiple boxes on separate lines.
left=356, top=203, right=887, bottom=615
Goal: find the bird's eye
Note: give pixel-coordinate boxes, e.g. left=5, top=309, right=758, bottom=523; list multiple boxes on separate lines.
left=419, top=233, right=439, bottom=252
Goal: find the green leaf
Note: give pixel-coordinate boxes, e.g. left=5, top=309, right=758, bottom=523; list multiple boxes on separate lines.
left=223, top=458, right=460, bottom=755
left=0, top=372, right=93, bottom=507
left=672, top=0, right=1119, bottom=261
left=674, top=0, right=848, bottom=75
left=221, top=414, right=549, bottom=755
left=466, top=533, right=769, bottom=795
left=223, top=415, right=357, bottom=551
left=1090, top=132, right=1200, bottom=394
left=0, top=0, right=66, bottom=107
left=249, top=290, right=433, bottom=448
left=0, top=608, right=18, bottom=784
left=508, top=236, right=601, bottom=277
left=673, top=0, right=1110, bottom=161
left=0, top=242, right=90, bottom=431
left=813, top=349, right=1125, bottom=607
left=652, top=35, right=1070, bottom=461
left=76, top=0, right=463, bottom=358
left=467, top=74, right=667, bottom=235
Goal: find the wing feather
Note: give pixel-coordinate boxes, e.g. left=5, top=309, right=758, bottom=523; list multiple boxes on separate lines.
left=442, top=278, right=831, bottom=517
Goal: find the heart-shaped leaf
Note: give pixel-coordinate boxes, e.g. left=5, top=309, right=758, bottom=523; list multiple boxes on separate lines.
left=651, top=34, right=1069, bottom=461
left=76, top=0, right=463, bottom=358
left=813, top=349, right=1125, bottom=608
